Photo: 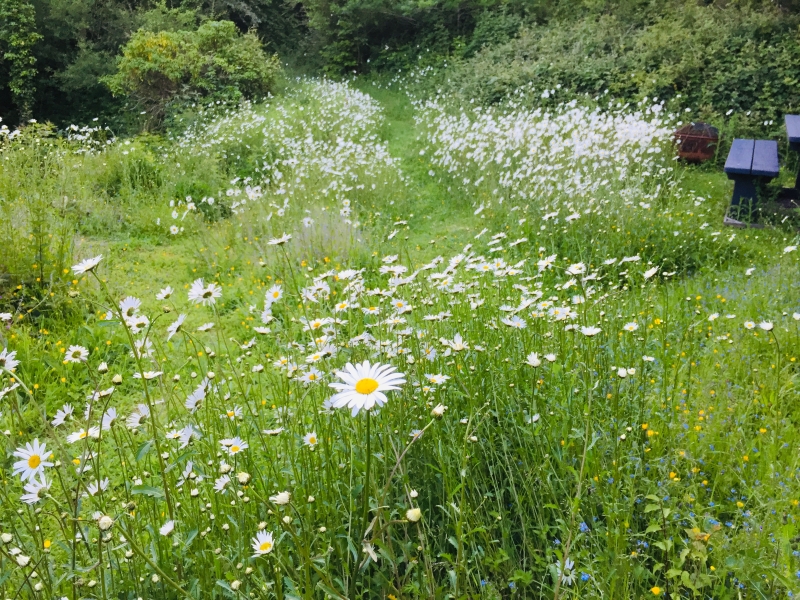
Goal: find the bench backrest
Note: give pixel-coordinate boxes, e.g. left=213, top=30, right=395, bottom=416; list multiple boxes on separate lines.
left=786, top=114, right=800, bottom=144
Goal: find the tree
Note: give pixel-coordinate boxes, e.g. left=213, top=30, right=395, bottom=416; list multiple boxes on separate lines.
left=0, top=0, right=42, bottom=121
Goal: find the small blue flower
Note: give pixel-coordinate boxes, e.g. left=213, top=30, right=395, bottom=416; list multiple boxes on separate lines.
left=580, top=573, right=590, bottom=582
left=579, top=522, right=589, bottom=533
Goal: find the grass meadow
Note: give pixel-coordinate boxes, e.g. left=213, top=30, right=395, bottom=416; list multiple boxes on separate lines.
left=0, top=78, right=799, bottom=599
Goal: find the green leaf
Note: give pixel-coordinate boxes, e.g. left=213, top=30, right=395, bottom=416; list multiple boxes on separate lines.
left=666, top=568, right=683, bottom=578
left=645, top=523, right=662, bottom=533
left=644, top=503, right=660, bottom=513
left=136, top=440, right=154, bottom=462
left=131, top=485, right=164, bottom=499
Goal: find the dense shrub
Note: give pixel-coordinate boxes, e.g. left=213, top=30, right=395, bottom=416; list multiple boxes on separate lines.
left=103, top=20, right=282, bottom=127
left=433, top=5, right=800, bottom=137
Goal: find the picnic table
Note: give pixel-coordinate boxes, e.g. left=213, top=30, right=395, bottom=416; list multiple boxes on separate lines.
left=723, top=138, right=779, bottom=224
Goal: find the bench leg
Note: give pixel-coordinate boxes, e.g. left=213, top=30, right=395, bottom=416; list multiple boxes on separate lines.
left=728, top=176, right=758, bottom=221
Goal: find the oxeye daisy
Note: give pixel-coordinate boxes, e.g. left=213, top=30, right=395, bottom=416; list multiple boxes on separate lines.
left=65, top=345, right=89, bottom=363
left=623, top=322, right=638, bottom=332
left=166, top=314, right=186, bottom=340
left=525, top=352, right=541, bottom=367
left=0, top=348, right=20, bottom=371
left=188, top=278, right=222, bottom=306
left=67, top=427, right=99, bottom=443
left=328, top=360, right=406, bottom=416
left=221, top=406, right=242, bottom=420
left=159, top=520, right=175, bottom=536
left=265, top=285, right=283, bottom=304
left=119, top=296, right=141, bottom=318
left=21, top=474, right=50, bottom=505
left=502, top=315, right=527, bottom=328
left=224, top=437, right=248, bottom=455
left=251, top=531, right=275, bottom=556
left=268, top=233, right=292, bottom=246
left=303, top=432, right=318, bottom=448
left=13, top=439, right=53, bottom=481
left=72, top=255, right=102, bottom=275
left=580, top=326, right=602, bottom=337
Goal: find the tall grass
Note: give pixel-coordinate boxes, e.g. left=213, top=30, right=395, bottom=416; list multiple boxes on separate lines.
left=0, top=79, right=798, bottom=600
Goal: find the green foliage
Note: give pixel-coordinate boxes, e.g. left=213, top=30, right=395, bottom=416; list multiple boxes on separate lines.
left=431, top=5, right=800, bottom=139
left=103, top=20, right=282, bottom=127
left=0, top=0, right=42, bottom=120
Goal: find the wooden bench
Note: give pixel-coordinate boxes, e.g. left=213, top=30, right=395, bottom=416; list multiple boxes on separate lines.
left=723, top=138, right=779, bottom=225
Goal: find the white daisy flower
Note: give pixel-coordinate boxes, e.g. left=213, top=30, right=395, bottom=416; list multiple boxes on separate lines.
left=12, top=439, right=53, bottom=482
left=328, top=360, right=406, bottom=416
left=251, top=531, right=275, bottom=556
left=72, top=255, right=102, bottom=275
left=159, top=520, right=175, bottom=536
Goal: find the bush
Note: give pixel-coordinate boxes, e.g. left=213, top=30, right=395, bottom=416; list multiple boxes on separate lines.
left=103, top=20, right=282, bottom=127
left=431, top=5, right=800, bottom=138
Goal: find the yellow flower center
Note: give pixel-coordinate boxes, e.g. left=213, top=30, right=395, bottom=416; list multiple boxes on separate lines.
left=28, top=455, right=41, bottom=468
left=259, top=541, right=272, bottom=552
left=227, top=411, right=235, bottom=417
left=355, top=378, right=379, bottom=395
left=309, top=436, right=317, bottom=444
left=231, top=445, right=240, bottom=453
left=308, top=374, right=316, bottom=380
left=272, top=292, right=279, bottom=298
left=80, top=431, right=88, bottom=439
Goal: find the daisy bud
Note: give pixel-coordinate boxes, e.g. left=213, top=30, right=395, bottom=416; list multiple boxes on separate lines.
left=409, top=489, right=418, bottom=498
left=1, top=533, right=13, bottom=543
left=245, top=567, right=254, bottom=575
left=231, top=580, right=241, bottom=590
left=207, top=371, right=216, bottom=379
left=162, top=305, right=172, bottom=313
left=617, top=368, right=628, bottom=378
left=16, top=555, right=30, bottom=567
left=98, top=516, right=113, bottom=531
left=406, top=508, right=422, bottom=522
left=236, top=472, right=250, bottom=484
left=152, top=574, right=160, bottom=583
left=282, top=515, right=292, bottom=524
left=319, top=526, right=327, bottom=532
left=173, top=374, right=180, bottom=381
left=308, top=496, right=315, bottom=503
left=431, top=404, right=447, bottom=418
left=112, top=374, right=122, bottom=385
left=98, top=362, right=108, bottom=373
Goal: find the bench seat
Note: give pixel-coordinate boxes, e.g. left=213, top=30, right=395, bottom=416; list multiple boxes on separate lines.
left=724, top=138, right=779, bottom=178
